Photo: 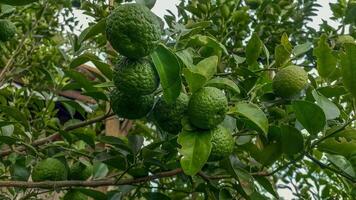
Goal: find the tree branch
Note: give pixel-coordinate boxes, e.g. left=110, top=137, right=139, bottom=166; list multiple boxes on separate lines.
left=0, top=168, right=183, bottom=189
left=306, top=154, right=356, bottom=183
left=0, top=113, right=115, bottom=157
left=311, top=118, right=355, bottom=149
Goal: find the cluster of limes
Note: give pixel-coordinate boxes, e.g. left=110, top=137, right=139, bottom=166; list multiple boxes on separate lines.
left=106, top=3, right=236, bottom=161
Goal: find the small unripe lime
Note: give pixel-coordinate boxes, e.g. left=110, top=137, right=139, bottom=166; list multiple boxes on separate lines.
left=272, top=65, right=308, bottom=98
left=188, top=87, right=228, bottom=129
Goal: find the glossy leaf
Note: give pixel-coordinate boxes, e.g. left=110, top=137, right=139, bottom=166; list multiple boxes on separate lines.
left=281, top=125, right=304, bottom=156
left=318, top=138, right=356, bottom=158
left=0, top=106, right=28, bottom=129
left=92, top=163, right=109, bottom=180
left=64, top=69, right=96, bottom=92
left=292, top=100, right=326, bottom=135
left=230, top=102, right=268, bottom=135
left=206, top=77, right=240, bottom=94
left=340, top=43, right=356, bottom=98
left=151, top=44, right=182, bottom=103
left=70, top=53, right=113, bottom=80
left=189, top=35, right=228, bottom=55
left=78, top=19, right=106, bottom=44
left=326, top=154, right=355, bottom=178
left=313, top=34, right=337, bottom=78
left=183, top=56, right=218, bottom=92
left=76, top=188, right=107, bottom=200
left=254, top=176, right=278, bottom=198
left=228, top=156, right=255, bottom=195
left=293, top=42, right=312, bottom=57
left=177, top=129, right=212, bottom=176
left=136, top=0, right=157, bottom=9
left=246, top=33, right=262, bottom=68
left=312, top=90, right=340, bottom=120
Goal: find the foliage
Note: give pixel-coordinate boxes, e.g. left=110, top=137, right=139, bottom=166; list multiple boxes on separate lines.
left=0, top=0, right=355, bottom=199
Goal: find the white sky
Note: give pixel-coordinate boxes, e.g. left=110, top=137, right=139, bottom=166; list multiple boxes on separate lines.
left=73, top=1, right=339, bottom=199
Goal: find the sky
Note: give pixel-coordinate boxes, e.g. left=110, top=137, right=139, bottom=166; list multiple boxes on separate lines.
left=74, top=0, right=339, bottom=199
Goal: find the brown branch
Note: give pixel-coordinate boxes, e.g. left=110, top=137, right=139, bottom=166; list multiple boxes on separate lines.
left=0, top=168, right=183, bottom=189
left=198, top=172, right=231, bottom=181
left=0, top=113, right=115, bottom=157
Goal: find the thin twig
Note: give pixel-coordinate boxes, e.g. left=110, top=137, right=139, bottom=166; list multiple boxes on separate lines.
left=0, top=168, right=183, bottom=189
left=306, top=154, right=356, bottom=183
left=310, top=118, right=355, bottom=149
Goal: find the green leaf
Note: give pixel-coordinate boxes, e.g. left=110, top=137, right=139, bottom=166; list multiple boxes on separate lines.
left=206, top=77, right=240, bottom=94
left=70, top=53, right=113, bottom=80
left=176, top=48, right=195, bottom=69
left=345, top=2, right=356, bottom=24
left=78, top=19, right=106, bottom=44
left=76, top=188, right=107, bottom=200
left=135, top=0, right=157, bottom=9
left=292, top=100, right=326, bottom=135
left=177, top=129, right=212, bottom=176
left=312, top=90, right=340, bottom=120
left=230, top=103, right=268, bottom=136
left=183, top=56, right=218, bottom=92
left=274, top=33, right=292, bottom=68
left=10, top=164, right=30, bottom=181
left=318, top=138, right=356, bottom=158
left=228, top=156, right=255, bottom=195
left=183, top=68, right=206, bottom=93
left=0, top=0, right=37, bottom=6
left=92, top=163, right=109, bottom=180
left=293, top=42, right=312, bottom=57
left=143, top=192, right=170, bottom=200
left=151, top=44, right=182, bottom=103
left=281, top=33, right=293, bottom=52
left=313, top=34, right=337, bottom=79
left=340, top=43, right=356, bottom=98
left=281, top=125, right=304, bottom=156
left=254, top=176, right=278, bottom=198
left=0, top=136, right=17, bottom=145
left=64, top=69, right=96, bottom=92
left=0, top=106, right=28, bottom=129
left=189, top=35, right=228, bottom=55
left=246, top=33, right=262, bottom=68
left=326, top=154, right=355, bottom=178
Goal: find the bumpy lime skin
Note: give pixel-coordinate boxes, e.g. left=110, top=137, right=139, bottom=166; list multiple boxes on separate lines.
left=106, top=3, right=161, bottom=59
left=69, top=162, right=92, bottom=180
left=188, top=87, right=228, bottom=129
left=32, top=158, right=67, bottom=182
left=209, top=126, right=234, bottom=161
left=113, top=58, right=159, bottom=95
left=0, top=20, right=16, bottom=42
left=63, top=190, right=88, bottom=200
left=153, top=93, right=189, bottom=134
left=110, top=89, right=154, bottom=119
left=272, top=65, right=308, bottom=98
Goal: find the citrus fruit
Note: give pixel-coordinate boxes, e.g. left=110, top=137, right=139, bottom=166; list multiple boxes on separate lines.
left=153, top=93, right=189, bottom=134
left=32, top=158, right=67, bottom=182
left=272, top=65, right=308, bottom=98
left=188, top=87, right=228, bottom=129
left=111, top=89, right=154, bottom=119
left=113, top=57, right=159, bottom=95
left=106, top=3, right=161, bottom=59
